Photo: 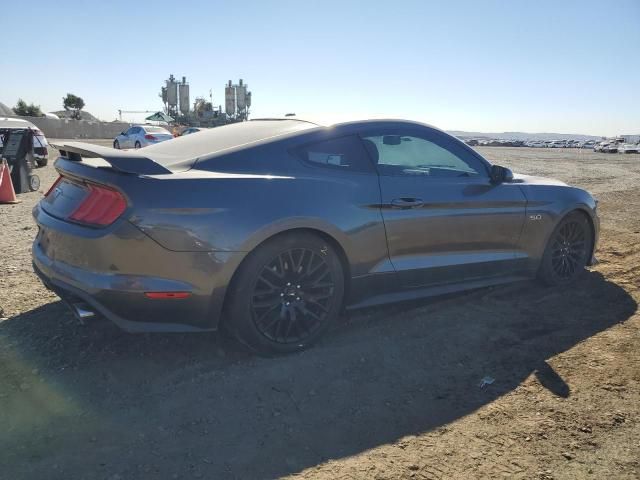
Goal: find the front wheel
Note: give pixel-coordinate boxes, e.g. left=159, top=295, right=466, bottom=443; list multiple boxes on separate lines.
left=538, top=211, right=592, bottom=286
left=225, top=233, right=345, bottom=354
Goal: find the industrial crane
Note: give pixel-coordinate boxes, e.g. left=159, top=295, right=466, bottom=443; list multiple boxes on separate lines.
left=117, top=110, right=156, bottom=121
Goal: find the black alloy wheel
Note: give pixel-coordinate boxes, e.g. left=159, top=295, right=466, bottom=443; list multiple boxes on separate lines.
left=550, top=220, right=587, bottom=280
left=251, top=248, right=335, bottom=344
left=226, top=232, right=344, bottom=354
left=539, top=211, right=592, bottom=286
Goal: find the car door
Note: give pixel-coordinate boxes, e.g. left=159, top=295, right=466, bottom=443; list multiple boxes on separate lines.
left=131, top=127, right=143, bottom=147
left=361, top=126, right=527, bottom=288
left=120, top=127, right=133, bottom=148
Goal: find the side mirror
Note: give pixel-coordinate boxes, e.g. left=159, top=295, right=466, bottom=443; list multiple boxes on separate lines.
left=490, top=165, right=514, bottom=184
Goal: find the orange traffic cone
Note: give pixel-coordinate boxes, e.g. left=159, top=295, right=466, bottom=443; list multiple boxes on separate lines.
left=0, top=159, right=20, bottom=204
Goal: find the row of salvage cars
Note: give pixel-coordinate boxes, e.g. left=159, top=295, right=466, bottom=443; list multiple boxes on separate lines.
left=594, top=141, right=640, bottom=153
left=524, top=140, right=597, bottom=148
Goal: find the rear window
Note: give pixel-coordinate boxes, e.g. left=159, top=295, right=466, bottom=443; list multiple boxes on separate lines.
left=34, top=134, right=48, bottom=147
left=144, top=126, right=170, bottom=134
left=296, top=135, right=374, bottom=173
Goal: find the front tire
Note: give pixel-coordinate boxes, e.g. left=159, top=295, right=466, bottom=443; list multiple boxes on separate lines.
left=538, top=211, right=592, bottom=286
left=225, top=232, right=345, bottom=354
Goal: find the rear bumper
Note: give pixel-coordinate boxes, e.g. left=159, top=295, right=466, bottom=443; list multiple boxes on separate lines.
left=33, top=249, right=214, bottom=332
left=32, top=204, right=245, bottom=332
left=33, top=259, right=215, bottom=333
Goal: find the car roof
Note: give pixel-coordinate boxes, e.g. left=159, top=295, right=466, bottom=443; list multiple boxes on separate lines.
left=142, top=119, right=322, bottom=168
left=119, top=118, right=451, bottom=170
left=0, top=117, right=39, bottom=129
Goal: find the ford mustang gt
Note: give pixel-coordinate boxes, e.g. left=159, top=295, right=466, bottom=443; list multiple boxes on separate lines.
left=32, top=119, right=599, bottom=353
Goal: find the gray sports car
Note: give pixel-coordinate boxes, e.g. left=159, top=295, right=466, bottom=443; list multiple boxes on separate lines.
left=32, top=119, right=599, bottom=353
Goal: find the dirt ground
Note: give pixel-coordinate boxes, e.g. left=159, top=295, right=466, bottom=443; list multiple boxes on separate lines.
left=1, top=143, right=638, bottom=479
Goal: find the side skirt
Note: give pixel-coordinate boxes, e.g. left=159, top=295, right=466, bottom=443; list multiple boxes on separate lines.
left=346, top=274, right=532, bottom=311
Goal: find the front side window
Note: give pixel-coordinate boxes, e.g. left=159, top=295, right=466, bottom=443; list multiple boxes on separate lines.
left=362, top=132, right=487, bottom=178
left=297, top=135, right=373, bottom=173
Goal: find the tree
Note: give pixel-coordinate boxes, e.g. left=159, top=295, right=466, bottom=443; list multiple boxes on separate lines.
left=62, top=93, right=85, bottom=120
left=13, top=99, right=43, bottom=117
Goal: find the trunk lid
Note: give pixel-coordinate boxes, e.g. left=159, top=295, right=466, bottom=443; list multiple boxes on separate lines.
left=40, top=142, right=175, bottom=227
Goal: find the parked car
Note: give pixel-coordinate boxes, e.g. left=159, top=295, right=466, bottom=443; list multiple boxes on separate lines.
left=580, top=140, right=596, bottom=149
left=113, top=125, right=173, bottom=149
left=618, top=143, right=639, bottom=154
left=180, top=127, right=202, bottom=136
left=549, top=140, right=566, bottom=148
left=0, top=117, right=49, bottom=167
left=33, top=119, right=599, bottom=354
left=603, top=143, right=619, bottom=153
left=594, top=142, right=609, bottom=152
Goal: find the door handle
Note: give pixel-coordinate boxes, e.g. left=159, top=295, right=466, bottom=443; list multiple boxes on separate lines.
left=391, top=197, right=425, bottom=209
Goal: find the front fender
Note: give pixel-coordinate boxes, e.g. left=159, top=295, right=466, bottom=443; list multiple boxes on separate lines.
left=519, top=184, right=599, bottom=269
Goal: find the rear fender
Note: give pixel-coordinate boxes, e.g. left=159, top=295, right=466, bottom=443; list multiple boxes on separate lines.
left=236, top=217, right=352, bottom=261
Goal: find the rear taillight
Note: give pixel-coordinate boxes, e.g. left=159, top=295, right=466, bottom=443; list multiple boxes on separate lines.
left=69, top=183, right=127, bottom=226
left=144, top=134, right=156, bottom=140
left=44, top=175, right=63, bottom=197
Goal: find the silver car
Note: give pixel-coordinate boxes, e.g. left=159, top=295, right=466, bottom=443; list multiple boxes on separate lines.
left=113, top=125, right=173, bottom=149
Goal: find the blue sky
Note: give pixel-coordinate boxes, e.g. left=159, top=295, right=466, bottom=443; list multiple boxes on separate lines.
left=1, top=0, right=638, bottom=135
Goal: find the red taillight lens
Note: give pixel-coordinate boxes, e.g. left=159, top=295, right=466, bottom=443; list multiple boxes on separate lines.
left=69, top=183, right=127, bottom=226
left=44, top=175, right=63, bottom=197
left=144, top=134, right=156, bottom=140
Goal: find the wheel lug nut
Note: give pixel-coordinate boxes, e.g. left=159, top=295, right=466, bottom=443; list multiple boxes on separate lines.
left=286, top=302, right=290, bottom=306
left=280, top=293, right=284, bottom=297
left=296, top=297, right=300, bottom=301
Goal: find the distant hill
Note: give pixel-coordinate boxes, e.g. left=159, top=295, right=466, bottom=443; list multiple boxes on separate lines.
left=447, top=130, right=603, bottom=141
left=0, top=101, right=13, bottom=116
left=52, top=110, right=100, bottom=122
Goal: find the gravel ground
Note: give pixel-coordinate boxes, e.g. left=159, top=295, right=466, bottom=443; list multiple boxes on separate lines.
left=0, top=144, right=638, bottom=479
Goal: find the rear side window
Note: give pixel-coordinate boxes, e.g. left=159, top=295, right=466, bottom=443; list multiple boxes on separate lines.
left=145, top=126, right=170, bottom=133
left=297, top=135, right=373, bottom=173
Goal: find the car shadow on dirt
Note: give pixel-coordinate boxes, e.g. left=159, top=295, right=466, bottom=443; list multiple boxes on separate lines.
left=1, top=271, right=637, bottom=479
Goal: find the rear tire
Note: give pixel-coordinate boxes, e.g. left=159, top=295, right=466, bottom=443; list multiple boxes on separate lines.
left=538, top=211, right=592, bottom=286
left=134, top=141, right=141, bottom=149
left=114, top=140, right=120, bottom=149
left=225, top=232, right=345, bottom=354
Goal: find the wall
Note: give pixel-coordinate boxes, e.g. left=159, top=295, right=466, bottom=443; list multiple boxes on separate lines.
left=4, top=115, right=130, bottom=139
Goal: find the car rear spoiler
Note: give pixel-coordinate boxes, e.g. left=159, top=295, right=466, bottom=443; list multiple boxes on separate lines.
left=52, top=141, right=172, bottom=175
